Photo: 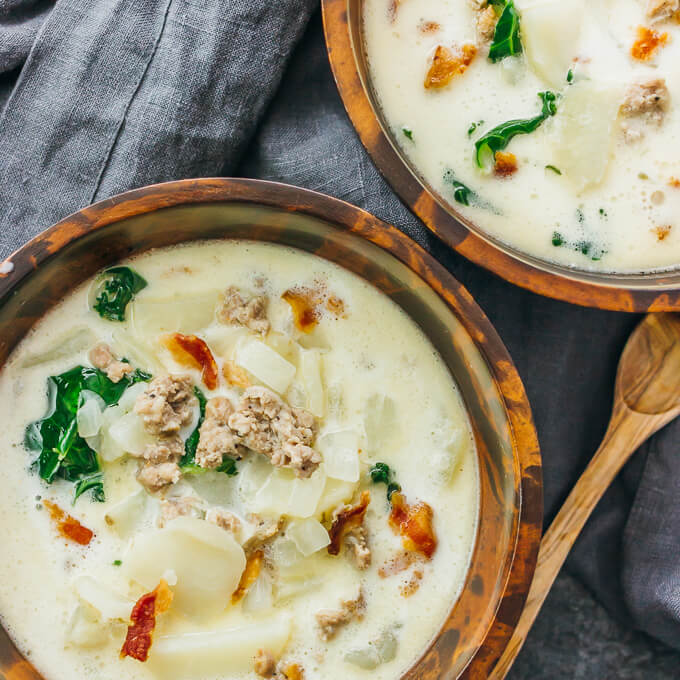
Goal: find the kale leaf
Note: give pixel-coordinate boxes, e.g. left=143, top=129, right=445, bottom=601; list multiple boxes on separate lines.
left=475, top=91, right=557, bottom=169
left=488, top=0, right=522, bottom=63
left=369, top=462, right=401, bottom=501
left=179, top=387, right=238, bottom=477
left=92, top=266, right=148, bottom=322
left=443, top=169, right=475, bottom=206
left=73, top=472, right=105, bottom=503
left=25, top=365, right=150, bottom=502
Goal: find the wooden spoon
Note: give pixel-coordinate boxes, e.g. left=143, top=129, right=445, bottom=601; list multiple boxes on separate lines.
left=490, top=313, right=680, bottom=679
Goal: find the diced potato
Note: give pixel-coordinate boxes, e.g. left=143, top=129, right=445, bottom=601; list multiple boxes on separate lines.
left=201, top=325, right=249, bottom=358
left=550, top=80, right=622, bottom=191
left=65, top=603, right=109, bottom=648
left=520, top=0, right=585, bottom=88
left=317, top=429, right=360, bottom=483
left=430, top=423, right=468, bottom=483
left=235, top=339, right=296, bottom=394
left=288, top=469, right=327, bottom=518
left=130, top=290, right=221, bottom=339
left=298, top=348, right=325, bottom=417
left=73, top=575, right=133, bottom=621
left=287, top=519, right=330, bottom=556
left=19, top=327, right=96, bottom=368
left=123, top=517, right=246, bottom=617
left=150, top=616, right=291, bottom=678
left=108, top=411, right=155, bottom=456
left=314, top=478, right=359, bottom=517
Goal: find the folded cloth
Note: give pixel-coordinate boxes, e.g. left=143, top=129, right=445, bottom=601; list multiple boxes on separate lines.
left=1, top=0, right=679, bottom=663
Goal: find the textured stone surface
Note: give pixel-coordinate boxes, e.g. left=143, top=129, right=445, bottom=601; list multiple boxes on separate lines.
left=510, top=571, right=680, bottom=679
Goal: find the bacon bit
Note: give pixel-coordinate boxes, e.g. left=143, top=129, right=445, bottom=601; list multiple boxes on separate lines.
left=424, top=44, right=477, bottom=90
left=280, top=663, right=305, bottom=680
left=631, top=26, right=669, bottom=61
left=419, top=20, right=441, bottom=34
left=378, top=550, right=419, bottom=578
left=669, top=177, right=680, bottom=188
left=282, top=286, right=345, bottom=333
left=494, top=151, right=518, bottom=178
left=162, top=333, right=219, bottom=390
left=400, top=569, right=424, bottom=597
left=389, top=492, right=438, bottom=559
left=652, top=225, right=672, bottom=241
left=223, top=359, right=251, bottom=388
left=120, top=580, right=173, bottom=662
left=328, top=491, right=370, bottom=556
left=43, top=500, right=93, bottom=545
left=232, top=550, right=264, bottom=604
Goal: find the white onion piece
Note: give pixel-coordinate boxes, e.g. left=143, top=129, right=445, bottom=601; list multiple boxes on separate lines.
left=117, top=381, right=147, bottom=413
left=235, top=339, right=296, bottom=394
left=315, top=478, right=359, bottom=517
left=65, top=603, right=108, bottom=648
left=150, top=616, right=291, bottom=678
left=111, top=329, right=162, bottom=375
left=286, top=519, right=330, bottom=557
left=288, top=468, right=326, bottom=518
left=76, top=391, right=106, bottom=438
left=253, top=467, right=326, bottom=518
left=317, top=429, right=360, bottom=482
left=241, top=569, right=273, bottom=614
left=364, top=393, right=398, bottom=455
left=178, top=399, right=201, bottom=442
left=73, top=575, right=133, bottom=621
left=108, top=411, right=155, bottom=456
left=299, top=348, right=325, bottom=417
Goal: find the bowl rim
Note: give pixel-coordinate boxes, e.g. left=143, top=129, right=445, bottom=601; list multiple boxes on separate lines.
left=0, top=177, right=542, bottom=678
left=321, top=0, right=680, bottom=313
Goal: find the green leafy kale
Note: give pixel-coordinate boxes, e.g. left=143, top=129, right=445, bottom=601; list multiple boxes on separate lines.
left=92, top=266, right=148, bottom=322
left=369, top=462, right=401, bottom=501
left=551, top=230, right=606, bottom=261
left=402, top=126, right=414, bottom=141
left=25, top=365, right=150, bottom=502
left=443, top=169, right=475, bottom=206
left=467, top=120, right=485, bottom=137
left=488, top=0, right=522, bottom=63
left=567, top=68, right=574, bottom=83
left=180, top=387, right=238, bottom=477
left=475, top=91, right=558, bottom=169
left=545, top=165, right=562, bottom=175
left=73, top=472, right=105, bottom=503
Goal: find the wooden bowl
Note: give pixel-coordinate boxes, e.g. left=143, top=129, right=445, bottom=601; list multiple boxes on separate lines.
left=0, top=178, right=541, bottom=679
left=322, top=0, right=680, bottom=312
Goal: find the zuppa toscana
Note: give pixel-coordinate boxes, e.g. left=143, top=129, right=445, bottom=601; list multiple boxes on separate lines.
left=0, top=240, right=478, bottom=680
left=364, top=0, right=680, bottom=272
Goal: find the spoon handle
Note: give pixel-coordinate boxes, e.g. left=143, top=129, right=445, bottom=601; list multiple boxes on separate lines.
left=489, top=404, right=668, bottom=679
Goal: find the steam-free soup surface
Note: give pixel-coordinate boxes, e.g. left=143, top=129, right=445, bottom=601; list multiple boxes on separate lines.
left=0, top=240, right=478, bottom=680
left=364, top=0, right=680, bottom=272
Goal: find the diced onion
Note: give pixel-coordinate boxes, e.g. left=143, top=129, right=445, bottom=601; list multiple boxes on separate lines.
left=108, top=411, right=155, bottom=456
left=117, top=381, right=147, bottom=413
left=235, top=339, right=296, bottom=394
left=316, top=429, right=360, bottom=483
left=76, top=391, right=106, bottom=438
left=241, top=569, right=274, bottom=614
left=253, top=467, right=326, bottom=518
left=286, top=519, right=330, bottom=557
left=364, top=393, right=398, bottom=455
left=315, top=478, right=359, bottom=517
left=299, top=348, right=325, bottom=417
left=65, top=603, right=108, bottom=649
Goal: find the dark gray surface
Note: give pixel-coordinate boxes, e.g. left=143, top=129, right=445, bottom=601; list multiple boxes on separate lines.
left=1, top=1, right=680, bottom=675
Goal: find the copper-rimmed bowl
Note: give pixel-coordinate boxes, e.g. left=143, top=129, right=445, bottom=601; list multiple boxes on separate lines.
left=322, top=0, right=680, bottom=312
left=0, top=178, right=541, bottom=679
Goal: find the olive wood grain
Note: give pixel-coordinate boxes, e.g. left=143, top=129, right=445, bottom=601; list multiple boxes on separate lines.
left=491, top=313, right=680, bottom=679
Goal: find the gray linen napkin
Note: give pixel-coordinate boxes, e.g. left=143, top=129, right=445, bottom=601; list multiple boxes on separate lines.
left=1, top=1, right=679, bottom=674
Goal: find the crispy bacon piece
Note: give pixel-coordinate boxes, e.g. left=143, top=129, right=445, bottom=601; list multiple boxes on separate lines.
left=43, top=500, right=93, bottom=545
left=223, top=359, right=251, bottom=388
left=162, top=333, right=219, bottom=390
left=400, top=569, right=424, bottom=597
left=419, top=20, right=441, bottom=34
left=120, top=580, right=173, bottom=662
left=327, top=491, right=370, bottom=556
left=282, top=286, right=345, bottom=333
left=232, top=550, right=264, bottom=604
left=389, top=492, right=438, bottom=559
left=631, top=26, right=669, bottom=61
left=669, top=177, right=680, bottom=188
left=280, top=663, right=305, bottom=680
left=378, top=550, right=419, bottom=578
left=424, top=44, right=477, bottom=89
left=494, top=151, right=518, bottom=178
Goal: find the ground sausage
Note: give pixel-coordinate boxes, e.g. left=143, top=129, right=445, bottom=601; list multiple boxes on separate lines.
left=228, top=387, right=320, bottom=478
left=620, top=78, right=671, bottom=142
left=315, top=589, right=365, bottom=641
left=89, top=343, right=134, bottom=383
left=195, top=397, right=244, bottom=469
left=646, top=0, right=679, bottom=21
left=477, top=5, right=497, bottom=43
left=217, top=286, right=270, bottom=335
left=134, top=376, right=197, bottom=435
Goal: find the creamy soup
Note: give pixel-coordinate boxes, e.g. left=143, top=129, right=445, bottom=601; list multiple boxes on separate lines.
left=0, top=240, right=478, bottom=680
left=364, top=0, right=680, bottom=272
